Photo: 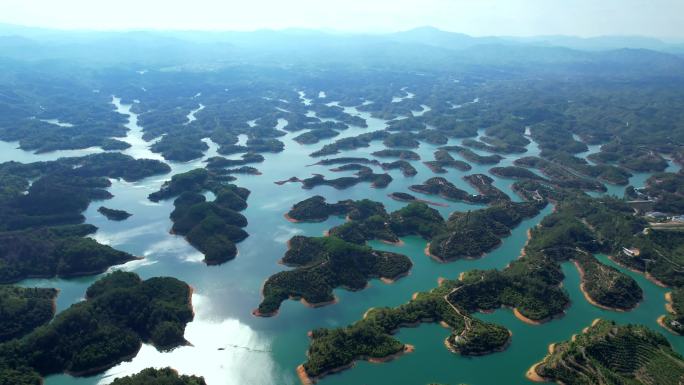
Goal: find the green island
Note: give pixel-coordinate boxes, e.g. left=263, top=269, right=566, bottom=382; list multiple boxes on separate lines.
left=298, top=276, right=511, bottom=383
left=254, top=235, right=413, bottom=316
left=588, top=143, right=669, bottom=172
left=285, top=196, right=385, bottom=223
left=149, top=168, right=251, bottom=264
left=514, top=156, right=607, bottom=192
left=439, top=145, right=503, bottom=165
left=380, top=160, right=418, bottom=177
left=528, top=319, right=684, bottom=385
left=293, top=128, right=340, bottom=145
left=409, top=176, right=508, bottom=204
left=489, top=166, right=547, bottom=181
left=97, top=206, right=132, bottom=221
left=205, top=153, right=264, bottom=170
left=0, top=271, right=193, bottom=384
left=0, top=286, right=58, bottom=343
left=427, top=200, right=543, bottom=261
left=461, top=138, right=526, bottom=154
left=0, top=225, right=137, bottom=284
left=311, top=157, right=381, bottom=167
left=463, top=174, right=510, bottom=203
left=0, top=153, right=171, bottom=283
left=310, top=131, right=388, bottom=157
left=110, top=367, right=207, bottom=385
left=372, top=149, right=421, bottom=160
left=423, top=150, right=472, bottom=173
left=281, top=170, right=393, bottom=190
left=382, top=132, right=420, bottom=148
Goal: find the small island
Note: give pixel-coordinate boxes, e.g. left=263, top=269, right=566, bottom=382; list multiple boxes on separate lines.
left=98, top=206, right=132, bottom=221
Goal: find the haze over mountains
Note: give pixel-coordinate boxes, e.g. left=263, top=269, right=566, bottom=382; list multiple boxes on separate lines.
left=1, top=24, right=683, bottom=67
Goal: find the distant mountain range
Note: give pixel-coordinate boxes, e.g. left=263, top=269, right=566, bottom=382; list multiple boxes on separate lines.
left=0, top=23, right=682, bottom=76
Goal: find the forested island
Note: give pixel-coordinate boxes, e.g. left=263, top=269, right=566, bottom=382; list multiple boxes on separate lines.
left=0, top=271, right=194, bottom=384
left=98, top=206, right=132, bottom=221
left=528, top=319, right=684, bottom=385
left=110, top=368, right=207, bottom=385
left=254, top=236, right=412, bottom=316
left=149, top=168, right=251, bottom=265
left=299, top=276, right=511, bottom=383
left=0, top=286, right=57, bottom=343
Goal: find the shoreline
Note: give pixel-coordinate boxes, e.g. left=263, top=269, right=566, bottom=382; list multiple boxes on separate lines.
left=657, top=315, right=681, bottom=335
left=573, top=261, right=626, bottom=312
left=66, top=347, right=141, bottom=377
left=301, top=296, right=338, bottom=308
left=381, top=238, right=405, bottom=247
left=284, top=212, right=327, bottom=223
left=513, top=308, right=542, bottom=325
left=296, top=344, right=415, bottom=385
left=524, top=343, right=557, bottom=383
left=658, top=292, right=682, bottom=335
left=386, top=193, right=449, bottom=207
left=607, top=255, right=669, bottom=288
left=380, top=270, right=410, bottom=284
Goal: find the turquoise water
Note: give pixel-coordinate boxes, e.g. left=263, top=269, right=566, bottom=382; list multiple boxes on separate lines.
left=3, top=95, right=679, bottom=385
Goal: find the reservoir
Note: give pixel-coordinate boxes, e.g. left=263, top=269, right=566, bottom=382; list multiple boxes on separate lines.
left=3, top=92, right=680, bottom=385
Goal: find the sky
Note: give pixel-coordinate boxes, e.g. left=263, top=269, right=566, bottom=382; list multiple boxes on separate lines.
left=1, top=0, right=683, bottom=38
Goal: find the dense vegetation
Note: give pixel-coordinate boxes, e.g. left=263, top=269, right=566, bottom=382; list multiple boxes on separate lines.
left=286, top=196, right=385, bottom=222
left=439, top=145, right=503, bottom=165
left=98, top=206, right=132, bottom=221
left=110, top=368, right=206, bottom=385
left=428, top=201, right=543, bottom=261
left=532, top=319, right=684, bottom=385
left=0, top=287, right=57, bottom=343
left=409, top=174, right=507, bottom=204
left=0, top=153, right=170, bottom=283
left=255, top=236, right=412, bottom=316
left=282, top=170, right=393, bottom=190
left=301, top=276, right=511, bottom=380
left=0, top=271, right=193, bottom=384
left=0, top=226, right=136, bottom=283
left=423, top=150, right=471, bottom=173
left=149, top=168, right=250, bottom=264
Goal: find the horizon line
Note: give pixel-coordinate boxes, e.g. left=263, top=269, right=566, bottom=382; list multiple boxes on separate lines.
left=1, top=21, right=683, bottom=42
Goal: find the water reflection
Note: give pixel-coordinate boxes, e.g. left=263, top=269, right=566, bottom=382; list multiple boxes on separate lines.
left=97, top=294, right=279, bottom=385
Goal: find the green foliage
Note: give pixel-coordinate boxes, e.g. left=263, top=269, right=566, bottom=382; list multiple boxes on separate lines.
left=98, top=206, right=132, bottom=221
left=535, top=320, right=684, bottom=385
left=0, top=272, right=193, bottom=382
left=0, top=228, right=136, bottom=283
left=0, top=287, right=57, bottom=343
left=257, top=236, right=412, bottom=315
left=110, top=367, right=206, bottom=385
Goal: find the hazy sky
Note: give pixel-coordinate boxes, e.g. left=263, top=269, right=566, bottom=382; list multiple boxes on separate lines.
left=1, top=0, right=683, bottom=38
